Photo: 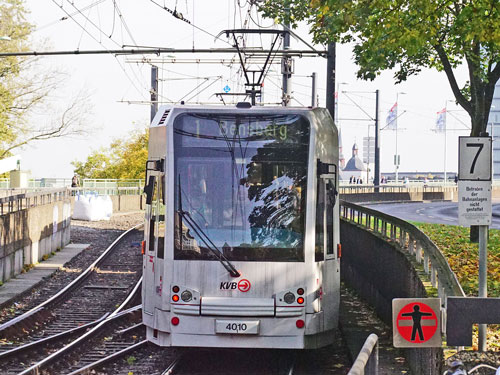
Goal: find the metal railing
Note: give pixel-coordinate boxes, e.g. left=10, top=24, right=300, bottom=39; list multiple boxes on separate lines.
left=339, top=184, right=458, bottom=195
left=340, top=200, right=465, bottom=302
left=0, top=178, right=143, bottom=189
left=348, top=333, right=379, bottom=375
left=0, top=188, right=70, bottom=215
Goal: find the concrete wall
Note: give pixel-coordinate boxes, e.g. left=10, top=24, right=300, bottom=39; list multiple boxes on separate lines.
left=0, top=199, right=71, bottom=283
left=340, top=220, right=443, bottom=375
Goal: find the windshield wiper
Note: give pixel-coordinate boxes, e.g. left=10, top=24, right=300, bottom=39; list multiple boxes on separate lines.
left=177, top=175, right=240, bottom=278
left=177, top=210, right=240, bottom=278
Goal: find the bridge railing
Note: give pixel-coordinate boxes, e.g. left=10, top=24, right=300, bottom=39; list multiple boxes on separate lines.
left=0, top=188, right=70, bottom=215
left=340, top=200, right=465, bottom=303
left=339, top=184, right=458, bottom=194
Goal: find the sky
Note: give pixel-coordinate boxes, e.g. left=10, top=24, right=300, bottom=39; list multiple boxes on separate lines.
left=17, top=0, right=473, bottom=179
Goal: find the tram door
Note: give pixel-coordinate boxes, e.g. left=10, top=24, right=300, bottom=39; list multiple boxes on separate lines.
left=315, top=165, right=338, bottom=316
left=143, top=171, right=165, bottom=315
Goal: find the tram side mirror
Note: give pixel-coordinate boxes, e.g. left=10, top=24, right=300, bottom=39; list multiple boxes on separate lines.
left=144, top=175, right=156, bottom=205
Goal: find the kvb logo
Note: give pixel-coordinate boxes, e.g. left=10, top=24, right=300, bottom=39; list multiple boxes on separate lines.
left=219, top=279, right=251, bottom=292
left=220, top=281, right=238, bottom=290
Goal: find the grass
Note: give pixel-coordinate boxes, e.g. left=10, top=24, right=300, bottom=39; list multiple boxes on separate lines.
left=413, top=222, right=500, bottom=297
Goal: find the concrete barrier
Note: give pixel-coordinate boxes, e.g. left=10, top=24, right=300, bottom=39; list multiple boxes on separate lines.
left=0, top=191, right=71, bottom=283
left=340, top=220, right=443, bottom=374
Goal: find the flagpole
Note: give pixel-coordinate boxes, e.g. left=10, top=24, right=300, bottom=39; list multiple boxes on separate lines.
left=444, top=101, right=448, bottom=185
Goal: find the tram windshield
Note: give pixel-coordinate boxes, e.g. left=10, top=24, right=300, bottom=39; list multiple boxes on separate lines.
left=173, top=112, right=310, bottom=262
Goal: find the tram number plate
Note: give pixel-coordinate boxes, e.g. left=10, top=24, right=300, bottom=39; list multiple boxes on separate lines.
left=215, top=320, right=259, bottom=335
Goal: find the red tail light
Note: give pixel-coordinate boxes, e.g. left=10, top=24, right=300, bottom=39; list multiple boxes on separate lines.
left=297, top=297, right=304, bottom=304
left=172, top=295, right=179, bottom=302
left=296, top=319, right=305, bottom=328
left=171, top=317, right=180, bottom=326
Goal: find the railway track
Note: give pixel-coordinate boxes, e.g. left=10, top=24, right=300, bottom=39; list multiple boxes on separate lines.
left=0, top=224, right=144, bottom=374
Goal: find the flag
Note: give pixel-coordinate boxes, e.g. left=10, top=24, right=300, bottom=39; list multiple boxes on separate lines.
left=436, top=108, right=446, bottom=132
left=386, top=102, right=398, bottom=129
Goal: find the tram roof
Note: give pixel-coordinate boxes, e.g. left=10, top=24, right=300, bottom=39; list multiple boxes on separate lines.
left=151, top=104, right=327, bottom=127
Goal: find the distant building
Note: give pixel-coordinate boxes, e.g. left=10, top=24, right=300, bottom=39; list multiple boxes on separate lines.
left=343, top=143, right=366, bottom=181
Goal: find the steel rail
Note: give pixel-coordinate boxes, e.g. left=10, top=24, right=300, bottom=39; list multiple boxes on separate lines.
left=66, top=339, right=148, bottom=375
left=0, top=223, right=143, bottom=335
left=18, top=279, right=143, bottom=375
left=161, top=355, right=182, bottom=375
left=0, top=313, right=109, bottom=360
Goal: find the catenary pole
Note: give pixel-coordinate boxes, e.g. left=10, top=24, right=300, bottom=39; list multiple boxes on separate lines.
left=150, top=65, right=158, bottom=122
left=325, top=43, right=336, bottom=121
left=374, top=90, right=381, bottom=191
left=311, top=72, right=317, bottom=107
left=282, top=1, right=292, bottom=106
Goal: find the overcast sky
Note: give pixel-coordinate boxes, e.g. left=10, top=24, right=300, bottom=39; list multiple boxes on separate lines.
left=20, top=0, right=471, bottom=179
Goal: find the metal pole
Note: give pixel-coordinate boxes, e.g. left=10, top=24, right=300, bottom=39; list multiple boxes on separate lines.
left=326, top=43, right=336, bottom=120
left=478, top=224, right=488, bottom=351
left=282, top=2, right=292, bottom=107
left=150, top=65, right=158, bottom=123
left=311, top=72, right=317, bottom=107
left=374, top=90, right=380, bottom=191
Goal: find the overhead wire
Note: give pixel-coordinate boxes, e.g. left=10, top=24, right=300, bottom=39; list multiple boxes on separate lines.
left=148, top=0, right=232, bottom=46
left=49, top=0, right=147, bottom=98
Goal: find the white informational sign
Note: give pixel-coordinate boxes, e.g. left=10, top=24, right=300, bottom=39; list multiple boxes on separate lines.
left=458, top=137, right=492, bottom=181
left=458, top=180, right=492, bottom=226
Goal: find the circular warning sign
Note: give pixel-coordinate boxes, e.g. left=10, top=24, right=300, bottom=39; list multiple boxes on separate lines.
left=237, top=279, right=251, bottom=292
left=396, top=302, right=438, bottom=343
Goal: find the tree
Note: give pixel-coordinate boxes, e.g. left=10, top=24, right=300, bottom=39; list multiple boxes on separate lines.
left=261, top=0, right=500, bottom=136
left=72, top=128, right=148, bottom=180
left=0, top=0, right=91, bottom=159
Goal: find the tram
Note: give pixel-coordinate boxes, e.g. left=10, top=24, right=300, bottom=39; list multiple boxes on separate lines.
left=142, top=104, right=340, bottom=349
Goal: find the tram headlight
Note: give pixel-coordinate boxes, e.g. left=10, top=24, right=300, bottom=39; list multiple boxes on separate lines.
left=283, top=292, right=295, bottom=304
left=181, top=290, right=193, bottom=302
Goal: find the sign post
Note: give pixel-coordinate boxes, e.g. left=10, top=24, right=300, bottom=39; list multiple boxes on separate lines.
left=392, top=298, right=442, bottom=348
left=458, top=136, right=492, bottom=351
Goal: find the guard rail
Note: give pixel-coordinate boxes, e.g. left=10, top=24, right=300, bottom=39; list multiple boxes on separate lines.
left=348, top=333, right=379, bottom=375
left=0, top=188, right=70, bottom=215
left=340, top=200, right=465, bottom=304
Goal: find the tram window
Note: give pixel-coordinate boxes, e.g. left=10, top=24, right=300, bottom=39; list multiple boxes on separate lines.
left=173, top=113, right=309, bottom=262
left=148, top=178, right=158, bottom=253
left=315, top=179, right=325, bottom=262
left=326, top=180, right=334, bottom=255
left=157, top=179, right=165, bottom=259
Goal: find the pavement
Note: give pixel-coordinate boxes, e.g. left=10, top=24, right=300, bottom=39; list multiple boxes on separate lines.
left=340, top=284, right=411, bottom=374
left=0, top=243, right=89, bottom=307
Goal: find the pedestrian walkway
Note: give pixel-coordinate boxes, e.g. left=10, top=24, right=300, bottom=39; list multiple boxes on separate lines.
left=0, top=243, right=89, bottom=307
left=340, top=285, right=411, bottom=374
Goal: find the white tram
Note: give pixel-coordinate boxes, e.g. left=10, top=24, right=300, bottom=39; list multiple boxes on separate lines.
left=142, top=104, right=340, bottom=349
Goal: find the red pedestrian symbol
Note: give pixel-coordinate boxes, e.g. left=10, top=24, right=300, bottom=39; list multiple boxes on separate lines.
left=396, top=302, right=438, bottom=343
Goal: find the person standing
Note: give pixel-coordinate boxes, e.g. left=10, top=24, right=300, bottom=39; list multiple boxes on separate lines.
left=71, top=174, right=80, bottom=188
